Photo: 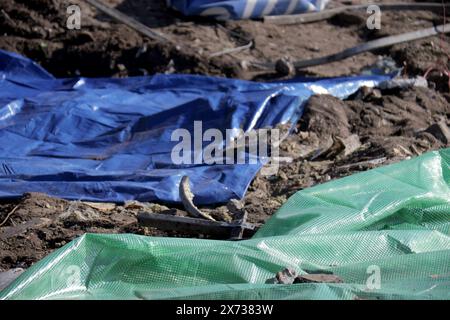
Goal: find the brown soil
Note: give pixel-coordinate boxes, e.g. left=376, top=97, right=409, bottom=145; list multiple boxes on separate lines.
left=0, top=0, right=449, bottom=271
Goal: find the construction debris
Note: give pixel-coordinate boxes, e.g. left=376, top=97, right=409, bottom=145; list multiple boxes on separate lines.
left=226, top=199, right=245, bottom=216
left=327, top=134, right=362, bottom=159
left=266, top=268, right=344, bottom=284
left=179, top=176, right=216, bottom=221
left=275, top=57, right=295, bottom=76
left=137, top=212, right=258, bottom=239
left=295, top=274, right=344, bottom=284
left=1, top=0, right=450, bottom=301
left=123, top=200, right=147, bottom=210
left=425, top=121, right=450, bottom=145
left=378, top=77, right=428, bottom=90
left=83, top=202, right=116, bottom=212
left=266, top=268, right=298, bottom=284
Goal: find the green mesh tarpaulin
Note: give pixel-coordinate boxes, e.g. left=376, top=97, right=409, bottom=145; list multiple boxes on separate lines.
left=1, top=148, right=449, bottom=300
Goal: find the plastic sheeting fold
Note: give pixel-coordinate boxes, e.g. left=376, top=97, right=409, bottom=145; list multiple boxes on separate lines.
left=0, top=50, right=390, bottom=204
left=1, top=148, right=449, bottom=300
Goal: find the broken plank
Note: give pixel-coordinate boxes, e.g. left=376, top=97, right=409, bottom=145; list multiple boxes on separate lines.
left=138, top=212, right=257, bottom=239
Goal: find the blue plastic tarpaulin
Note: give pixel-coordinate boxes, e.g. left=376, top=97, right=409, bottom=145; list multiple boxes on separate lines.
left=167, top=0, right=329, bottom=20
left=0, top=50, right=390, bottom=204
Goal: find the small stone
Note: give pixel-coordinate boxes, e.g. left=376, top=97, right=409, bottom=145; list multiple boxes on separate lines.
left=240, top=60, right=249, bottom=71
left=124, top=200, right=146, bottom=210
left=298, top=131, right=309, bottom=139
left=278, top=170, right=288, bottom=181
left=275, top=57, right=295, bottom=76
left=147, top=203, right=170, bottom=213
left=226, top=199, right=244, bottom=215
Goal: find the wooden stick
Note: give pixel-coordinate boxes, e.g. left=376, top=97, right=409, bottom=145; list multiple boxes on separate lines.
left=84, top=0, right=174, bottom=44
left=0, top=205, right=19, bottom=227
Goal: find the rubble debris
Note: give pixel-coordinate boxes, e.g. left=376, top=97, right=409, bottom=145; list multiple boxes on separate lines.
left=83, top=202, right=116, bottom=212
left=378, top=76, right=428, bottom=90
left=352, top=86, right=383, bottom=101
left=326, top=134, right=362, bottom=159
left=137, top=212, right=258, bottom=239
left=202, top=206, right=233, bottom=222
left=266, top=268, right=298, bottom=284
left=227, top=199, right=245, bottom=216
left=179, top=176, right=216, bottom=221
left=124, top=200, right=147, bottom=210
left=337, top=157, right=387, bottom=170
left=58, top=202, right=101, bottom=222
left=275, top=57, right=295, bottom=76
left=146, top=203, right=171, bottom=214
left=229, top=207, right=249, bottom=240
left=425, top=121, right=450, bottom=145
left=266, top=268, right=344, bottom=284
left=1, top=0, right=450, bottom=280
left=294, top=274, right=344, bottom=284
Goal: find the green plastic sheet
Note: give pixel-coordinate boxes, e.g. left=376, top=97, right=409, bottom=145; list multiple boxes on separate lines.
left=1, top=148, right=449, bottom=300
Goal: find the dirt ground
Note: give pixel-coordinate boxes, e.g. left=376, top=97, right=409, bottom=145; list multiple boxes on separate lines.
left=0, top=0, right=449, bottom=271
